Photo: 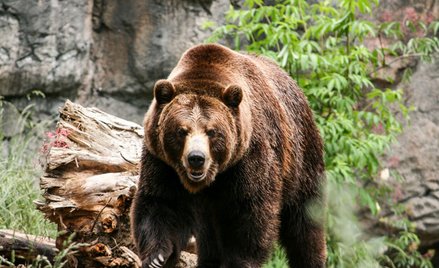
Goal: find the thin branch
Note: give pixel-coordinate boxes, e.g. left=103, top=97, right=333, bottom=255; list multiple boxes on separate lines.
left=90, top=198, right=112, bottom=233
left=368, top=53, right=425, bottom=76
left=298, top=0, right=308, bottom=33
left=378, top=31, right=386, bottom=67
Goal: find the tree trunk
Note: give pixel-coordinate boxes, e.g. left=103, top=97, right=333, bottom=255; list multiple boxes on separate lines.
left=36, top=100, right=196, bottom=267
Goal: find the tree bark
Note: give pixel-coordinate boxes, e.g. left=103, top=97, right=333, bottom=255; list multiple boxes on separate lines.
left=36, top=100, right=196, bottom=267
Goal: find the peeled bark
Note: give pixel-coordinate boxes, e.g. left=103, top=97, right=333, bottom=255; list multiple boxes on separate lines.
left=36, top=100, right=196, bottom=267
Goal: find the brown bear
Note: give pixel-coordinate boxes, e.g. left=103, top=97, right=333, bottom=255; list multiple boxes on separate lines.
left=131, top=43, right=326, bottom=268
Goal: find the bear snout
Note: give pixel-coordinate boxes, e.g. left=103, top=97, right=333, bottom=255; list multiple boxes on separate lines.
left=187, top=151, right=207, bottom=181
left=188, top=150, right=205, bottom=169
left=182, top=134, right=210, bottom=170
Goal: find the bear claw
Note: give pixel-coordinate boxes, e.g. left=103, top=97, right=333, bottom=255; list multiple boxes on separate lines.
left=158, top=253, right=164, bottom=262
left=148, top=254, right=165, bottom=268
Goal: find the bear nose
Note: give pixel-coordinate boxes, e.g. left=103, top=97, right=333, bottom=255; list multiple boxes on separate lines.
left=188, top=151, right=205, bottom=168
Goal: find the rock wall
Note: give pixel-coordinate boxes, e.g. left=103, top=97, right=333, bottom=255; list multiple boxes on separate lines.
left=384, top=58, right=439, bottom=246
left=371, top=0, right=439, bottom=251
left=81, top=0, right=234, bottom=122
left=0, top=0, right=93, bottom=119
left=0, top=0, right=234, bottom=124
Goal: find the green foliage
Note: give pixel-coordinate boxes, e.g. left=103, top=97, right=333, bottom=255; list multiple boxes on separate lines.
left=0, top=98, right=59, bottom=266
left=50, top=234, right=88, bottom=268
left=325, top=181, right=386, bottom=268
left=0, top=233, right=87, bottom=268
left=382, top=231, right=432, bottom=268
left=207, top=0, right=438, bottom=266
left=0, top=100, right=56, bottom=237
left=262, top=245, right=288, bottom=268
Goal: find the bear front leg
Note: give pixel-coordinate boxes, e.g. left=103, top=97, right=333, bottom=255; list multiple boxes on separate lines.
left=131, top=153, right=194, bottom=268
left=132, top=195, right=193, bottom=268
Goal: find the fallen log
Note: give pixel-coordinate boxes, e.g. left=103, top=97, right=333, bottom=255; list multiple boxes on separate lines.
left=36, top=100, right=197, bottom=267
left=0, top=230, right=57, bottom=264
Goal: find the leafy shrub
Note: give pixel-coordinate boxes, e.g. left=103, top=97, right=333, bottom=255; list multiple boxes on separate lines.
left=207, top=0, right=438, bottom=266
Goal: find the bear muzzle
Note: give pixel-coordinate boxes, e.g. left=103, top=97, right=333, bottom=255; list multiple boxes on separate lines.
left=187, top=150, right=207, bottom=182
left=188, top=150, right=205, bottom=169
left=182, top=134, right=211, bottom=183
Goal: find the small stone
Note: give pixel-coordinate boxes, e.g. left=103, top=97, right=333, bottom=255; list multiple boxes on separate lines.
left=380, top=168, right=390, bottom=181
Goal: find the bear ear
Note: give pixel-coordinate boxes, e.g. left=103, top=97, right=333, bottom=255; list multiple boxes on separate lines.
left=154, top=80, right=175, bottom=105
left=222, top=85, right=243, bottom=108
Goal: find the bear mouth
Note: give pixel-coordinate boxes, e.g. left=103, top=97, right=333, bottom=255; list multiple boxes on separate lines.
left=187, top=171, right=206, bottom=182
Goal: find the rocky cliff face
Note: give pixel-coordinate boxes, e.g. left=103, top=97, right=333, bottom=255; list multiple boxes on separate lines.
left=0, top=0, right=93, bottom=118
left=82, top=0, right=234, bottom=122
left=0, top=0, right=233, bottom=123
left=370, top=0, right=439, bottom=253
left=384, top=58, right=439, bottom=246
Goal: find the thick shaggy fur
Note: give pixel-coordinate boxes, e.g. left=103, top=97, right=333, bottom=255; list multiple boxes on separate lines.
left=131, top=44, right=326, bottom=268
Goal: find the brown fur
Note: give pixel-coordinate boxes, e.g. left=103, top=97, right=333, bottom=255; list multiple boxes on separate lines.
left=131, top=44, right=326, bottom=268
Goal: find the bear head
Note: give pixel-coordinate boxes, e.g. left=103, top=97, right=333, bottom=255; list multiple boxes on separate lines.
left=144, top=79, right=251, bottom=193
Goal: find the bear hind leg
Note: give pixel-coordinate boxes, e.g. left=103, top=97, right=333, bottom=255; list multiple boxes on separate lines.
left=196, top=215, right=222, bottom=268
left=280, top=206, right=326, bottom=268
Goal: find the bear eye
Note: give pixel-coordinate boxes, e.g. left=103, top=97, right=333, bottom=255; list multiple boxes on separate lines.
left=206, top=129, right=216, bottom=138
left=176, top=128, right=188, bottom=138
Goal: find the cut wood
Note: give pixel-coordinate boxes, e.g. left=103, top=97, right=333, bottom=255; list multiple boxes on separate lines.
left=36, top=100, right=197, bottom=267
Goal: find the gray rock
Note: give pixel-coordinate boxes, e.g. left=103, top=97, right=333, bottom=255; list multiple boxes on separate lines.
left=0, top=0, right=92, bottom=97
left=0, top=0, right=235, bottom=122
left=385, top=58, right=439, bottom=245
left=0, top=101, right=24, bottom=137
left=78, top=0, right=232, bottom=120
left=176, top=251, right=197, bottom=268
